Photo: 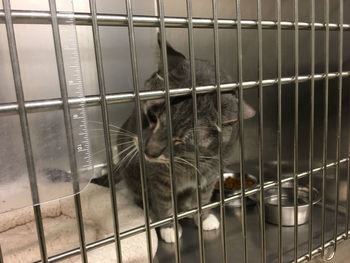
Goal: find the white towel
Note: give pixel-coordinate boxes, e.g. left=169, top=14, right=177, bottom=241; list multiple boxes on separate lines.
left=0, top=181, right=158, bottom=263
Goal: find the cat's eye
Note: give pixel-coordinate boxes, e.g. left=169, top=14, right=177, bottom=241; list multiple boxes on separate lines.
left=147, top=110, right=157, bottom=124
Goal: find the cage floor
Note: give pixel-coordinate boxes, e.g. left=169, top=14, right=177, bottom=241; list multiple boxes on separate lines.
left=310, top=239, right=350, bottom=263
left=154, top=202, right=346, bottom=263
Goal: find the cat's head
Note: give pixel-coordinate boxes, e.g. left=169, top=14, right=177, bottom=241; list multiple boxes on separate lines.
left=140, top=39, right=255, bottom=162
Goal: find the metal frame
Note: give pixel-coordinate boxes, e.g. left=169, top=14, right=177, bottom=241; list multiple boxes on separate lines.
left=0, top=10, right=350, bottom=30
left=293, top=0, right=300, bottom=261
left=1, top=72, right=348, bottom=114
left=276, top=1, right=283, bottom=261
left=321, top=0, right=330, bottom=259
left=257, top=0, right=266, bottom=262
left=307, top=0, right=316, bottom=260
left=0, top=1, right=349, bottom=263
left=185, top=0, right=205, bottom=262
left=212, top=0, right=228, bottom=262
left=88, top=0, right=123, bottom=262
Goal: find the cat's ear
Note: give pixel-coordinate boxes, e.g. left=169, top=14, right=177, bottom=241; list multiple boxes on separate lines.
left=157, top=32, right=186, bottom=75
left=221, top=94, right=255, bottom=124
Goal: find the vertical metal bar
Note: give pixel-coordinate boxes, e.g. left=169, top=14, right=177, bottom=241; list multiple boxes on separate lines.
left=47, top=1, right=87, bottom=261
left=257, top=0, right=266, bottom=262
left=347, top=70, right=350, bottom=239
left=276, top=0, right=283, bottom=262
left=293, top=0, right=299, bottom=261
left=308, top=0, right=315, bottom=258
left=124, top=0, right=154, bottom=262
left=236, top=0, right=248, bottom=263
left=185, top=1, right=205, bottom=262
left=156, top=1, right=181, bottom=262
left=88, top=0, right=123, bottom=262
left=347, top=90, right=350, bottom=238
left=321, top=0, right=329, bottom=258
left=334, top=0, right=343, bottom=252
left=212, top=0, right=228, bottom=262
left=2, top=0, right=48, bottom=262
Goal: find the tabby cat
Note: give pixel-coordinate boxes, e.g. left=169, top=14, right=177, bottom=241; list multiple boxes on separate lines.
left=96, top=39, right=255, bottom=243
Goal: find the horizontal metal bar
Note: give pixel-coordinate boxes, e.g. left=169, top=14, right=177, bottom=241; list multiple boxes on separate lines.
left=1, top=71, right=349, bottom=114
left=34, top=157, right=349, bottom=263
left=0, top=10, right=349, bottom=30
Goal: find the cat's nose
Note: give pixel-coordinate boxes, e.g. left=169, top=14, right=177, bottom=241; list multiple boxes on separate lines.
left=145, top=143, right=166, bottom=159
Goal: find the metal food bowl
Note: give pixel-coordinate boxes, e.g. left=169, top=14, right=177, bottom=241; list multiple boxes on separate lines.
left=263, top=183, right=321, bottom=226
left=213, top=172, right=258, bottom=207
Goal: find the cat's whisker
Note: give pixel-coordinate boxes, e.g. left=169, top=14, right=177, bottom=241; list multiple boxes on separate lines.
left=107, top=124, right=135, bottom=135
left=88, top=131, right=120, bottom=136
left=115, top=144, right=136, bottom=159
left=88, top=121, right=135, bottom=136
left=91, top=148, right=107, bottom=156
left=173, top=161, right=197, bottom=175
left=125, top=148, right=138, bottom=167
left=91, top=140, right=135, bottom=157
left=115, top=133, right=137, bottom=141
left=89, top=134, right=116, bottom=140
left=187, top=125, right=216, bottom=132
left=113, top=151, right=132, bottom=171
left=114, top=146, right=138, bottom=172
left=118, top=148, right=136, bottom=166
left=199, top=155, right=218, bottom=160
left=174, top=157, right=202, bottom=175
left=88, top=128, right=121, bottom=133
left=114, top=141, right=135, bottom=146
left=150, top=156, right=170, bottom=165
left=88, top=128, right=135, bottom=138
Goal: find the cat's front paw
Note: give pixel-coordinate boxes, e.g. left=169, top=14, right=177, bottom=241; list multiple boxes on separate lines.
left=202, top=214, right=220, bottom=230
left=160, top=224, right=183, bottom=243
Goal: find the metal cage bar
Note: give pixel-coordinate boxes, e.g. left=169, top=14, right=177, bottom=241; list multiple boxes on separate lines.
left=211, top=0, right=228, bottom=262
left=156, top=1, right=182, bottom=262
left=308, top=0, right=316, bottom=259
left=185, top=0, right=205, bottom=262
left=88, top=0, right=123, bottom=262
left=124, top=0, right=154, bottom=262
left=1, top=0, right=48, bottom=262
left=333, top=0, right=344, bottom=253
left=1, top=72, right=348, bottom=115
left=347, top=128, right=350, bottom=239
left=1, top=10, right=350, bottom=31
left=293, top=0, right=300, bottom=261
left=347, top=23, right=350, bottom=240
left=347, top=87, right=350, bottom=238
left=321, top=0, right=330, bottom=258
left=257, top=0, right=266, bottom=262
left=48, top=0, right=88, bottom=261
left=236, top=0, right=248, bottom=262
left=276, top=0, right=283, bottom=261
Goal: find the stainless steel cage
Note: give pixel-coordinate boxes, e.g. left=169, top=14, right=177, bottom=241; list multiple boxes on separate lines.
left=0, top=0, right=349, bottom=262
